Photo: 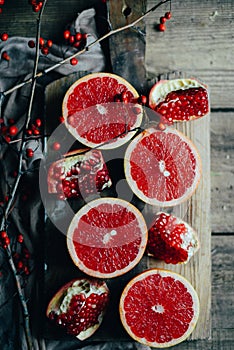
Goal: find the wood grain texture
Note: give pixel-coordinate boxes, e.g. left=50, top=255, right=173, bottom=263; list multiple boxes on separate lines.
left=210, top=112, right=234, bottom=233
left=145, top=0, right=234, bottom=108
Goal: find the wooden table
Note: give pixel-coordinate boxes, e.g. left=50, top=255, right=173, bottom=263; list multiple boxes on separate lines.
left=1, top=1, right=233, bottom=349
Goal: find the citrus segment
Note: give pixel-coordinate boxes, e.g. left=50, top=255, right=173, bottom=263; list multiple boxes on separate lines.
left=119, top=269, right=199, bottom=347
left=124, top=127, right=201, bottom=206
left=62, top=73, right=142, bottom=149
left=149, top=78, right=210, bottom=123
left=67, top=198, right=148, bottom=278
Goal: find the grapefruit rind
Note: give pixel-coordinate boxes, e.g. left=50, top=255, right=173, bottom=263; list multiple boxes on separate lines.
left=124, top=127, right=202, bottom=207
left=62, top=72, right=143, bottom=149
left=149, top=78, right=210, bottom=121
left=119, top=268, right=200, bottom=348
left=66, top=197, right=148, bottom=278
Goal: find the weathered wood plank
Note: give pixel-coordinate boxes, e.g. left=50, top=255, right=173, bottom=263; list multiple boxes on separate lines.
left=145, top=0, right=234, bottom=108
left=108, top=0, right=147, bottom=93
left=210, top=112, right=234, bottom=233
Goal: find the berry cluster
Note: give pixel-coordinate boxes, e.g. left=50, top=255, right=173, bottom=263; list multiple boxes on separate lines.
left=63, top=29, right=88, bottom=65
left=157, top=11, right=172, bottom=32
left=26, top=117, right=42, bottom=136
left=0, top=230, right=10, bottom=249
left=113, top=92, right=148, bottom=106
left=28, top=37, right=53, bottom=56
left=0, top=118, right=18, bottom=143
left=28, top=0, right=43, bottom=13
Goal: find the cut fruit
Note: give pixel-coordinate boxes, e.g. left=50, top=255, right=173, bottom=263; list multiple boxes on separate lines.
left=46, top=278, right=109, bottom=340
left=149, top=78, right=210, bottom=124
left=124, top=127, right=202, bottom=206
left=147, top=212, right=200, bottom=264
left=47, top=149, right=112, bottom=199
left=62, top=72, right=143, bottom=149
left=67, top=197, right=147, bottom=278
left=119, top=269, right=200, bottom=348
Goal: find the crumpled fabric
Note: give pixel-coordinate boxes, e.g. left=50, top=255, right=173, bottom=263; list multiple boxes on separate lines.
left=0, top=7, right=150, bottom=350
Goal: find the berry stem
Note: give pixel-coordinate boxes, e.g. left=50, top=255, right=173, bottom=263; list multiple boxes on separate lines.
left=3, top=0, right=171, bottom=96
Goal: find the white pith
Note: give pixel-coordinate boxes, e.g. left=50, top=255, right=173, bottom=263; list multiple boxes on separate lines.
left=124, top=127, right=202, bottom=207
left=67, top=197, right=148, bottom=278
left=62, top=72, right=143, bottom=150
left=150, top=78, right=206, bottom=107
left=119, top=269, right=200, bottom=348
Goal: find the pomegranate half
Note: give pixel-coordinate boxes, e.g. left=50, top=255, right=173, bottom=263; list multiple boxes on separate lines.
left=46, top=278, right=109, bottom=340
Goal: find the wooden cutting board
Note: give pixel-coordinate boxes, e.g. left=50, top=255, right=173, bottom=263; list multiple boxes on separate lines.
left=108, top=0, right=211, bottom=341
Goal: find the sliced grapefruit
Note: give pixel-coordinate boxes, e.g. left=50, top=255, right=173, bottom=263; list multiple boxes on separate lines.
left=119, top=269, right=200, bottom=348
left=67, top=197, right=147, bottom=278
left=149, top=78, right=210, bottom=124
left=124, top=127, right=202, bottom=206
left=62, top=72, right=143, bottom=149
left=147, top=212, right=200, bottom=264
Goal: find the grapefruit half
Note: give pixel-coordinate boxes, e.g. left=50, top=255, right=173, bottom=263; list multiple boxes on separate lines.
left=149, top=78, right=210, bottom=124
left=67, top=197, right=147, bottom=278
left=124, top=127, right=202, bottom=206
left=62, top=72, right=142, bottom=149
left=119, top=269, right=200, bottom=348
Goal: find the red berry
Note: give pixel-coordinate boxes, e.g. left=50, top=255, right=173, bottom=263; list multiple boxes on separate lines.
left=33, top=4, right=40, bottom=12
left=139, top=95, right=147, bottom=105
left=35, top=118, right=42, bottom=127
left=160, top=16, right=167, bottom=24
left=158, top=23, right=166, bottom=32
left=4, top=236, right=10, bottom=246
left=8, top=118, right=15, bottom=125
left=33, top=128, right=40, bottom=135
left=26, top=129, right=33, bottom=136
left=9, top=125, right=18, bottom=136
left=63, top=30, right=70, bottom=40
left=1, top=32, right=8, bottom=41
left=0, top=231, right=7, bottom=239
left=41, top=46, right=49, bottom=55
left=0, top=8, right=3, bottom=14
left=69, top=35, right=75, bottom=45
left=165, top=11, right=172, bottom=20
left=52, top=142, right=61, bottom=151
left=46, top=39, right=53, bottom=48
left=73, top=41, right=81, bottom=49
left=26, top=148, right=34, bottom=158
left=38, top=1, right=43, bottom=8
left=70, top=57, right=78, bottom=66
left=4, top=136, right=11, bottom=142
left=0, top=1, right=5, bottom=5
left=1, top=51, right=10, bottom=61
left=17, top=234, right=24, bottom=243
left=17, top=261, right=24, bottom=270
left=82, top=33, right=88, bottom=40
left=39, top=37, right=45, bottom=46
left=75, top=32, right=82, bottom=41
left=28, top=40, right=35, bottom=48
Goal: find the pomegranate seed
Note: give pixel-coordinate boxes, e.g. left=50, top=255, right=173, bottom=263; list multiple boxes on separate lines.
left=165, top=11, right=172, bottom=20
left=26, top=148, right=34, bottom=158
left=70, top=58, right=78, bottom=66
left=28, top=40, right=35, bottom=48
left=63, top=30, right=70, bottom=40
left=41, top=46, right=49, bottom=55
left=75, top=32, right=82, bottom=41
left=1, top=51, right=10, bottom=61
left=158, top=23, right=166, bottom=32
left=52, top=142, right=61, bottom=151
left=1, top=32, right=8, bottom=41
left=17, top=234, right=24, bottom=243
left=46, top=39, right=53, bottom=48
left=9, top=125, right=18, bottom=136
left=160, top=16, right=167, bottom=24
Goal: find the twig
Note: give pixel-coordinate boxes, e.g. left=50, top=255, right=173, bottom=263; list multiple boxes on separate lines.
left=3, top=0, right=170, bottom=96
left=0, top=2, right=48, bottom=349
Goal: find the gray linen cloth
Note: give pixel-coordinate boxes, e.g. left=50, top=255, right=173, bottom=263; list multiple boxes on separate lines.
left=0, top=7, right=150, bottom=350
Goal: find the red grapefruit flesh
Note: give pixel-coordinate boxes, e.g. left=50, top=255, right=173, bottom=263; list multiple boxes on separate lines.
left=67, top=197, right=148, bottom=278
left=46, top=278, right=109, bottom=340
left=62, top=72, right=143, bottom=149
left=47, top=149, right=111, bottom=199
left=147, top=212, right=200, bottom=264
left=124, top=127, right=202, bottom=206
left=119, top=269, right=200, bottom=348
left=149, top=78, right=210, bottom=124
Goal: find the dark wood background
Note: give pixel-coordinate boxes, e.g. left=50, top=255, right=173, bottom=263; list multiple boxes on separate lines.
left=0, top=0, right=233, bottom=349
